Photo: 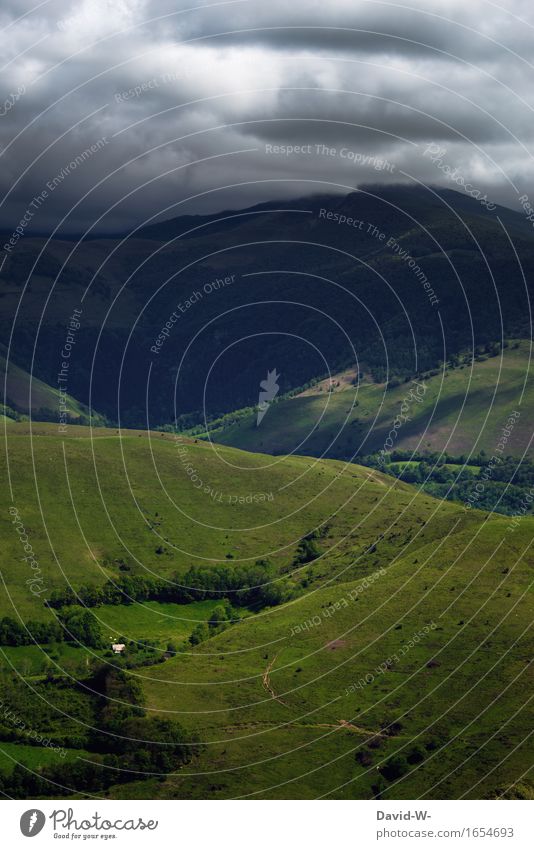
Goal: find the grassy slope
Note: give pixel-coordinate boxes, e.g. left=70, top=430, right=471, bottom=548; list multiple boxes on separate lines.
left=0, top=352, right=105, bottom=424
left=135, top=515, right=534, bottom=800
left=209, top=341, right=533, bottom=462
left=0, top=742, right=89, bottom=775
left=1, top=422, right=410, bottom=619
left=1, top=425, right=533, bottom=799
left=97, top=600, right=224, bottom=646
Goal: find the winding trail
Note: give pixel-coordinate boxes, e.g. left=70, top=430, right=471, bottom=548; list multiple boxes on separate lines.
left=262, top=654, right=289, bottom=706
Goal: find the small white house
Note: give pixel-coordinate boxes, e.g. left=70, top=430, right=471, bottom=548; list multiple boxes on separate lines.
left=112, top=643, right=126, bottom=654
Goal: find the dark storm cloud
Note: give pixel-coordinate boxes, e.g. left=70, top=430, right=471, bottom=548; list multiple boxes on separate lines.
left=0, top=0, right=533, bottom=234
left=156, top=0, right=529, bottom=60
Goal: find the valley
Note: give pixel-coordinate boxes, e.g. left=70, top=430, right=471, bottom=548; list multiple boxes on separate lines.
left=0, top=423, right=532, bottom=799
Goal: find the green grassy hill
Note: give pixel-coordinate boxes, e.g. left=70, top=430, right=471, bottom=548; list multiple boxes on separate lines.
left=140, top=516, right=533, bottom=800
left=206, top=340, right=533, bottom=462
left=0, top=424, right=533, bottom=799
left=1, top=422, right=396, bottom=618
left=0, top=350, right=106, bottom=425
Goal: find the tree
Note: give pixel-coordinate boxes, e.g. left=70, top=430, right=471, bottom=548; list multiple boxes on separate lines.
left=189, top=623, right=209, bottom=646
left=60, top=609, right=103, bottom=648
left=407, top=745, right=426, bottom=765
left=382, top=755, right=409, bottom=782
left=208, top=605, right=229, bottom=629
left=294, top=537, right=321, bottom=565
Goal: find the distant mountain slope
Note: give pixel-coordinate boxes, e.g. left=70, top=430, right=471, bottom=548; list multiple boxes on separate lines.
left=1, top=185, right=533, bottom=428
left=0, top=349, right=106, bottom=425
left=204, top=340, right=533, bottom=462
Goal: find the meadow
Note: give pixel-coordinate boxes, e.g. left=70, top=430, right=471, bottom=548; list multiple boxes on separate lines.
left=0, top=422, right=532, bottom=798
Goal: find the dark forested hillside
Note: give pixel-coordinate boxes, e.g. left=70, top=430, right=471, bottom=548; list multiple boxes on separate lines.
left=2, top=185, right=533, bottom=428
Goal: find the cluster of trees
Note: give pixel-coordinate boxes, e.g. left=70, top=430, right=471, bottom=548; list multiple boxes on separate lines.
left=47, top=561, right=294, bottom=612
left=292, top=528, right=327, bottom=566
left=366, top=447, right=492, bottom=469
left=0, top=668, right=198, bottom=797
left=426, top=479, right=529, bottom=516
left=94, top=666, right=198, bottom=771
left=0, top=617, right=62, bottom=646
left=363, top=450, right=534, bottom=517
left=442, top=340, right=504, bottom=370
left=0, top=676, right=96, bottom=751
left=189, top=600, right=240, bottom=646
left=369, top=338, right=510, bottom=386
left=0, top=403, right=27, bottom=422
left=60, top=608, right=104, bottom=647
left=0, top=609, right=103, bottom=648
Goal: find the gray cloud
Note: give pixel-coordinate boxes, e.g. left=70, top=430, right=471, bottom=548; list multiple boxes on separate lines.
left=0, top=0, right=533, bottom=234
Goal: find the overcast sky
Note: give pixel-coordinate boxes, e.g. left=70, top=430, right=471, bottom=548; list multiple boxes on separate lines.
left=1, top=0, right=534, bottom=233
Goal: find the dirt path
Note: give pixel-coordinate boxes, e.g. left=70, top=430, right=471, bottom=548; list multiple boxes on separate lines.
left=332, top=719, right=388, bottom=736
left=366, top=472, right=385, bottom=486
left=262, top=654, right=289, bottom=706
left=218, top=718, right=390, bottom=738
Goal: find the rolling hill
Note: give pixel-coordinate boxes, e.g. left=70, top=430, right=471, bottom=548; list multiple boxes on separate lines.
left=0, top=423, right=533, bottom=799
left=0, top=347, right=106, bottom=426
left=204, top=340, right=534, bottom=462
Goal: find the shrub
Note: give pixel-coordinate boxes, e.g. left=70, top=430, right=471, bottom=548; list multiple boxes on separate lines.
left=382, top=755, right=409, bottom=782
